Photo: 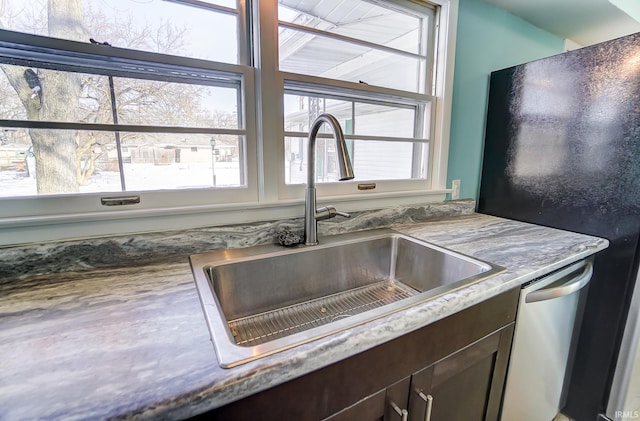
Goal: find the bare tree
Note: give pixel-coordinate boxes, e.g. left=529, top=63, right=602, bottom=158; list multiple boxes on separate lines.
left=1, top=0, right=84, bottom=193
left=1, top=0, right=237, bottom=193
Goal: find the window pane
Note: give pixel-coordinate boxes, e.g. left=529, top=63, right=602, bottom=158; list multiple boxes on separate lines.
left=0, top=128, right=122, bottom=196
left=200, top=0, right=237, bottom=7
left=350, top=140, right=421, bottom=180
left=123, top=133, right=244, bottom=190
left=285, top=94, right=418, bottom=138
left=113, top=78, right=239, bottom=128
left=285, top=136, right=351, bottom=184
left=0, top=0, right=238, bottom=64
left=354, top=104, right=415, bottom=137
left=0, top=139, right=37, bottom=197
left=285, top=137, right=425, bottom=184
left=278, top=0, right=423, bottom=55
left=0, top=129, right=245, bottom=197
left=278, top=0, right=430, bottom=93
left=284, top=94, right=351, bottom=133
left=0, top=64, right=114, bottom=124
left=279, top=27, right=423, bottom=92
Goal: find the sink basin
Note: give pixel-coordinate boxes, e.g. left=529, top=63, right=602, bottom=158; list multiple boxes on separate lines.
left=189, top=229, right=505, bottom=367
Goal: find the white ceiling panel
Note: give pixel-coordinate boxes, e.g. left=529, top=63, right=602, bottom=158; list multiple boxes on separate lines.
left=482, top=0, right=640, bottom=46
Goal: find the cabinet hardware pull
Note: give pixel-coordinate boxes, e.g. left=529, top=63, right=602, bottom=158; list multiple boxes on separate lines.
left=525, top=261, right=592, bottom=303
left=417, top=390, right=433, bottom=421
left=390, top=401, right=408, bottom=421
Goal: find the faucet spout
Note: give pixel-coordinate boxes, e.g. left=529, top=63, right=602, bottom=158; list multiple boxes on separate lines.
left=305, top=114, right=354, bottom=246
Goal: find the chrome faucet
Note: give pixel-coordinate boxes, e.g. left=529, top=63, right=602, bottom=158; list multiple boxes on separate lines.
left=304, top=114, right=354, bottom=245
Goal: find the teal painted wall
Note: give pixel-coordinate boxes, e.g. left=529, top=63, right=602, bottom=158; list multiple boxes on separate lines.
left=447, top=0, right=564, bottom=200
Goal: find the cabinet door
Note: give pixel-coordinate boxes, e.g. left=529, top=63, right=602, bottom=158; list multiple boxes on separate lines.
left=324, top=377, right=410, bottom=421
left=408, top=326, right=514, bottom=421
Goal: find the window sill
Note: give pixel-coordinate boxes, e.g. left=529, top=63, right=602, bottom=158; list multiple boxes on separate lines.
left=0, top=190, right=450, bottom=246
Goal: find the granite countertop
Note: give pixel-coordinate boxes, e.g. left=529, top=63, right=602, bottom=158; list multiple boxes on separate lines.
left=0, top=213, right=608, bottom=420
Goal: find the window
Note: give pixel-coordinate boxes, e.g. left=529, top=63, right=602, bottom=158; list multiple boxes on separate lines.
left=0, top=0, right=256, bottom=218
left=0, top=0, right=458, bottom=244
left=283, top=90, right=430, bottom=184
left=274, top=0, right=442, bottom=199
left=0, top=62, right=247, bottom=196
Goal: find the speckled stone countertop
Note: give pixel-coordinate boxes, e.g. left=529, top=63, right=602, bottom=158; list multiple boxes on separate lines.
left=0, top=209, right=608, bottom=420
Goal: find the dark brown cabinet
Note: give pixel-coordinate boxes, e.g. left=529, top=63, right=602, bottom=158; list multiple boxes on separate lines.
left=325, top=325, right=513, bottom=421
left=325, top=377, right=410, bottom=421
left=407, top=326, right=513, bottom=421
left=201, top=288, right=519, bottom=421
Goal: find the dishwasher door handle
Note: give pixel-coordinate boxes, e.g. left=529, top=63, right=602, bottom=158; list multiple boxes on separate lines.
left=526, top=262, right=593, bottom=303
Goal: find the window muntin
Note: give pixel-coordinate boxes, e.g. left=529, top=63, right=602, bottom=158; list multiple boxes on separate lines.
left=0, top=0, right=240, bottom=64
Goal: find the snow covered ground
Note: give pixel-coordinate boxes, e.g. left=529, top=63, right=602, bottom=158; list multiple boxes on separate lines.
left=0, top=161, right=243, bottom=197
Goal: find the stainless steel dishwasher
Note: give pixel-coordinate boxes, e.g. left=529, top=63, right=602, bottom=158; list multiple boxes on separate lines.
left=501, top=259, right=593, bottom=421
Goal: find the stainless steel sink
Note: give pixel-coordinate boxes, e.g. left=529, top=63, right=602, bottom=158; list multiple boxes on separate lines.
left=189, top=229, right=505, bottom=368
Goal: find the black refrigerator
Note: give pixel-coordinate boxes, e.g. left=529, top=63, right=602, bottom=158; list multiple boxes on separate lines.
left=478, top=32, right=640, bottom=421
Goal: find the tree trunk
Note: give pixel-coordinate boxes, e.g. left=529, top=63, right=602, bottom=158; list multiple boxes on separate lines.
left=0, top=0, right=88, bottom=194
left=30, top=0, right=87, bottom=194
left=48, top=0, right=86, bottom=42
left=3, top=0, right=88, bottom=194
left=30, top=128, right=79, bottom=193
left=0, top=63, right=82, bottom=194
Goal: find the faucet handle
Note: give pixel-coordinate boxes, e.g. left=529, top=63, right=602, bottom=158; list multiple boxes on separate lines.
left=315, top=205, right=351, bottom=221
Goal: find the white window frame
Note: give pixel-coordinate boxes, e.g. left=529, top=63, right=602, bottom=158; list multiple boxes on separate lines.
left=0, top=0, right=458, bottom=246
left=0, top=28, right=259, bottom=204
left=258, top=0, right=458, bottom=203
